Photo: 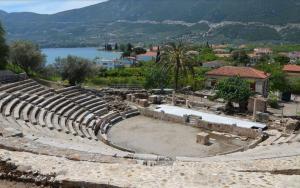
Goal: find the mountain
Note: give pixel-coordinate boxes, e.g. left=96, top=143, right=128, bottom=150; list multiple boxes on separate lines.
left=1, top=0, right=300, bottom=47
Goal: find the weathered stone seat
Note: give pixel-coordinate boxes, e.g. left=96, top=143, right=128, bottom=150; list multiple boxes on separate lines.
left=0, top=95, right=15, bottom=112
left=30, top=106, right=40, bottom=125
left=50, top=99, right=72, bottom=113
left=88, top=103, right=107, bottom=112
left=31, top=96, right=45, bottom=105
left=52, top=114, right=62, bottom=131
left=80, top=98, right=101, bottom=107
left=82, top=113, right=95, bottom=126
left=87, top=119, right=96, bottom=129
left=64, top=105, right=81, bottom=118
left=25, top=95, right=39, bottom=103
left=75, top=111, right=91, bottom=123
left=13, top=101, right=27, bottom=120
left=73, top=122, right=85, bottom=138
left=45, top=111, right=55, bottom=130
left=26, top=86, right=45, bottom=95
left=85, top=101, right=105, bottom=110
left=75, top=96, right=95, bottom=105
left=57, top=103, right=75, bottom=116
left=38, top=95, right=62, bottom=108
left=35, top=88, right=55, bottom=97
left=4, top=98, right=19, bottom=116
left=22, top=103, right=33, bottom=122
left=19, top=84, right=41, bottom=93
left=0, top=79, right=32, bottom=92
left=4, top=81, right=37, bottom=93
left=66, top=119, right=77, bottom=136
left=70, top=108, right=85, bottom=121
left=88, top=127, right=98, bottom=141
left=56, top=86, right=80, bottom=94
left=70, top=94, right=88, bottom=101
left=45, top=97, right=66, bottom=110
left=59, top=117, right=70, bottom=134
left=38, top=108, right=47, bottom=127
left=93, top=108, right=108, bottom=116
left=64, top=91, right=83, bottom=98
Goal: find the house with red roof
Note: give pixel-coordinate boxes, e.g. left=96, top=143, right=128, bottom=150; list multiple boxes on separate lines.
left=283, top=64, right=300, bottom=77
left=136, top=51, right=157, bottom=62
left=206, top=66, right=270, bottom=97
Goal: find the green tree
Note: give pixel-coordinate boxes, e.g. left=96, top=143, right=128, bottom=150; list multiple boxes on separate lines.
left=274, top=55, right=290, bottom=65
left=231, top=50, right=250, bottom=66
left=0, top=22, right=9, bottom=70
left=55, top=55, right=94, bottom=85
left=256, top=62, right=290, bottom=92
left=159, top=42, right=195, bottom=91
left=216, top=76, right=253, bottom=113
left=144, top=63, right=170, bottom=89
left=9, top=40, right=45, bottom=75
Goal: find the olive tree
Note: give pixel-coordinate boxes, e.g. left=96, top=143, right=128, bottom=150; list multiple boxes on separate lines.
left=55, top=55, right=94, bottom=85
left=216, top=76, right=253, bottom=113
left=9, top=40, right=45, bottom=75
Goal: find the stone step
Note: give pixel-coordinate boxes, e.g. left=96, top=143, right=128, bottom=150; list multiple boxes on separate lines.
left=59, top=117, right=70, bottom=134
left=13, top=101, right=27, bottom=120
left=31, top=96, right=45, bottom=105
left=30, top=106, right=40, bottom=125
left=25, top=95, right=39, bottom=103
left=291, top=133, right=300, bottom=142
left=80, top=98, right=101, bottom=107
left=4, top=98, right=19, bottom=116
left=50, top=100, right=72, bottom=113
left=73, top=122, right=85, bottom=138
left=67, top=119, right=77, bottom=136
left=52, top=114, right=62, bottom=132
left=38, top=108, right=47, bottom=127
left=26, top=86, right=45, bottom=95
left=85, top=101, right=106, bottom=110
left=75, top=96, right=95, bottom=105
left=19, top=84, right=41, bottom=93
left=0, top=79, right=33, bottom=92
left=82, top=113, right=95, bottom=126
left=45, top=111, right=55, bottom=130
left=64, top=105, right=81, bottom=118
left=57, top=103, right=75, bottom=116
left=4, top=82, right=37, bottom=93
left=64, top=91, right=82, bottom=98
left=38, top=95, right=62, bottom=108
left=56, top=86, right=80, bottom=94
left=93, top=108, right=108, bottom=116
left=0, top=95, right=15, bottom=112
left=75, top=111, right=90, bottom=123
left=272, top=136, right=287, bottom=145
left=87, top=128, right=98, bottom=141
left=22, top=103, right=33, bottom=122
left=45, top=97, right=66, bottom=110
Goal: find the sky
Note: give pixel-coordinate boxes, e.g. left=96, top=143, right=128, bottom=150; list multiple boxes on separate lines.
left=0, top=0, right=108, bottom=14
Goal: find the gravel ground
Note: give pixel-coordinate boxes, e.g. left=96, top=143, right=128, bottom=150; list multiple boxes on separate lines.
left=108, top=116, right=249, bottom=158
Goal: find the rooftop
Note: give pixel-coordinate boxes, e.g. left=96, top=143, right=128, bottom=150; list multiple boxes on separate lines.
left=206, top=66, right=270, bottom=79
left=283, top=64, right=300, bottom=73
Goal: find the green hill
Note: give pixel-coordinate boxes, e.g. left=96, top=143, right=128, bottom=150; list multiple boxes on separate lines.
left=1, top=0, right=300, bottom=46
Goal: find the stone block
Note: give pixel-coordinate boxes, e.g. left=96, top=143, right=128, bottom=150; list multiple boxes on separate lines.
left=196, top=132, right=210, bottom=145
left=139, top=99, right=149, bottom=107
left=248, top=97, right=267, bottom=113
left=126, top=94, right=132, bottom=101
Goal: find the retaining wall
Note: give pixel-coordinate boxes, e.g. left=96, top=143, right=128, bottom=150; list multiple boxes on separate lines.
left=139, top=108, right=262, bottom=139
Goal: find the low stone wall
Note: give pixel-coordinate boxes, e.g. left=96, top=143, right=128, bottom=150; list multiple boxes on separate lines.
left=34, top=78, right=65, bottom=90
left=139, top=108, right=262, bottom=139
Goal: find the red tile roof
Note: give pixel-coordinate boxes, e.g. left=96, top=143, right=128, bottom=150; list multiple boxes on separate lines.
left=283, top=64, right=300, bottom=73
left=206, top=66, right=270, bottom=79
left=138, top=51, right=157, bottom=57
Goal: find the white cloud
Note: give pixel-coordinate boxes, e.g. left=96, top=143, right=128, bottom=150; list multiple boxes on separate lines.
left=0, top=0, right=108, bottom=14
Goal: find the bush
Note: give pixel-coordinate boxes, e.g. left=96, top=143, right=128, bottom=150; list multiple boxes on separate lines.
left=268, top=93, right=279, bottom=109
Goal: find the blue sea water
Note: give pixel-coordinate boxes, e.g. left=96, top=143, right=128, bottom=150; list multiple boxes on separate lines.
left=42, top=47, right=122, bottom=65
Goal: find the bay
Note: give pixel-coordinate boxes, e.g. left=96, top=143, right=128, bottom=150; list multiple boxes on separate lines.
left=42, top=47, right=122, bottom=65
